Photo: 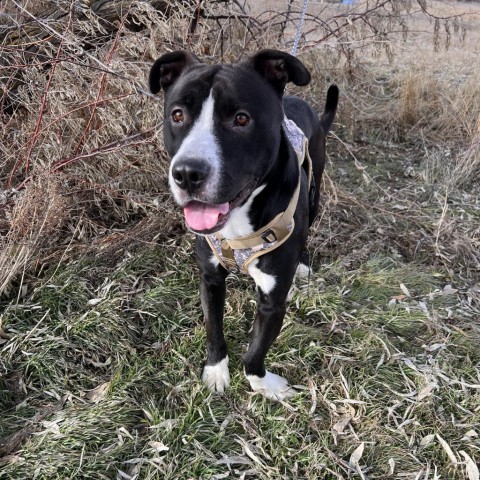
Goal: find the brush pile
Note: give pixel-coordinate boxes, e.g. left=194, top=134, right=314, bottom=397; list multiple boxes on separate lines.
left=1, top=0, right=479, bottom=295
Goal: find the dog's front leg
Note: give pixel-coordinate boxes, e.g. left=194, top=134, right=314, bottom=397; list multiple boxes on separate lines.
left=196, top=238, right=230, bottom=393
left=243, top=260, right=296, bottom=401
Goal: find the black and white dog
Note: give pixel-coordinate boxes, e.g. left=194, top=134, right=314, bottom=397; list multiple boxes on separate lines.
left=149, top=50, right=338, bottom=400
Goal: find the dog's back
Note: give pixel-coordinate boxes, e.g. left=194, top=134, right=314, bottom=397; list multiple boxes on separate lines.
left=284, top=85, right=339, bottom=226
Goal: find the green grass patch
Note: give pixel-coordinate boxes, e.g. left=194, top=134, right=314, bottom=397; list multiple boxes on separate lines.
left=1, top=244, right=479, bottom=478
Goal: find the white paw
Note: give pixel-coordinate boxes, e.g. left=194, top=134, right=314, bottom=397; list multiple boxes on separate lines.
left=295, top=262, right=312, bottom=279
left=202, top=356, right=230, bottom=393
left=246, top=371, right=296, bottom=401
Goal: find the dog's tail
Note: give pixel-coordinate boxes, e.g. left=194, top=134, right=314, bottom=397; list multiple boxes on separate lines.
left=320, top=84, right=339, bottom=134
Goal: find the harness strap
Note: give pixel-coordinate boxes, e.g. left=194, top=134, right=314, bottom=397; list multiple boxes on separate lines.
left=224, top=183, right=298, bottom=250
left=220, top=240, right=237, bottom=270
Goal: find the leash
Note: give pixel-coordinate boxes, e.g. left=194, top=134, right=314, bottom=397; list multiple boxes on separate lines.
left=291, top=0, right=313, bottom=290
left=207, top=1, right=314, bottom=276
left=290, top=0, right=309, bottom=56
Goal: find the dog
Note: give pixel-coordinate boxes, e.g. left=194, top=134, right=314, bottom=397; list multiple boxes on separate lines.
left=149, top=49, right=338, bottom=400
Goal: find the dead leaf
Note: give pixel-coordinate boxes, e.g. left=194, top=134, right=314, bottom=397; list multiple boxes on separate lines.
left=349, top=442, right=365, bottom=468
left=84, top=382, right=109, bottom=403
left=148, top=441, right=169, bottom=453
left=87, top=298, right=103, bottom=306
left=403, top=357, right=418, bottom=371
left=235, top=437, right=266, bottom=468
left=308, top=378, right=317, bottom=415
left=462, top=430, right=478, bottom=440
left=88, top=357, right=112, bottom=368
left=333, top=417, right=351, bottom=434
left=423, top=343, right=445, bottom=352
left=212, top=473, right=231, bottom=480
left=400, top=283, right=411, bottom=297
left=418, top=381, right=438, bottom=400
left=388, top=458, right=395, bottom=475
left=441, top=284, right=458, bottom=295
left=437, top=434, right=459, bottom=464
left=420, top=434, right=435, bottom=448
left=0, top=455, right=22, bottom=464
left=460, top=451, right=479, bottom=480
left=0, top=326, right=10, bottom=339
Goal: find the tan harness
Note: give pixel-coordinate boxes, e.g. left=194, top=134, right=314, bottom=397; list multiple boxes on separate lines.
left=206, top=118, right=312, bottom=274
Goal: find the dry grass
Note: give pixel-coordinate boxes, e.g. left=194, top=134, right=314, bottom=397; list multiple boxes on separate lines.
left=1, top=0, right=479, bottom=290
left=1, top=0, right=480, bottom=478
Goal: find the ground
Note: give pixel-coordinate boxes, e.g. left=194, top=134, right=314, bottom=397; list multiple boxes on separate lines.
left=0, top=1, right=479, bottom=479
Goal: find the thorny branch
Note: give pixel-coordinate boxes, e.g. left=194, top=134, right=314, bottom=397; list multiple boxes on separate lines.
left=0, top=0, right=468, bottom=192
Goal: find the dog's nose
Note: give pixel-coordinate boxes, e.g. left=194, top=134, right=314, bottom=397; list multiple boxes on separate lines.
left=172, top=159, right=211, bottom=193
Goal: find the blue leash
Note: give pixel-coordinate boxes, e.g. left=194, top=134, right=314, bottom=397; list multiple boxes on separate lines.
left=290, top=0, right=309, bottom=56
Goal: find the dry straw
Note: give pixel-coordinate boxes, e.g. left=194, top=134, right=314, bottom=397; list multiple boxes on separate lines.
left=1, top=0, right=479, bottom=295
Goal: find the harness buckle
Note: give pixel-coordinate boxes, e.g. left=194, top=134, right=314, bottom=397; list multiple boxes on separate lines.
left=261, top=229, right=277, bottom=243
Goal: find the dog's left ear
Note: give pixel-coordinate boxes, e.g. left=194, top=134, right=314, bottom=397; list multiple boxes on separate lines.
left=244, top=49, right=311, bottom=96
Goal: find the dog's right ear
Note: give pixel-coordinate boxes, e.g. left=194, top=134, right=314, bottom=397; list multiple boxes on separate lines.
left=149, top=51, right=200, bottom=94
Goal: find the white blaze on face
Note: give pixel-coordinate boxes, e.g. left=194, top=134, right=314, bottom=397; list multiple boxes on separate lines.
left=169, top=89, right=221, bottom=204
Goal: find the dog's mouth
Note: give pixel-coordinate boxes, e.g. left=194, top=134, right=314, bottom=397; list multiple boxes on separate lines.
left=183, top=180, right=257, bottom=235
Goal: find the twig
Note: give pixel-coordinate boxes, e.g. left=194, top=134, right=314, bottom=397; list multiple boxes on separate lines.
left=7, top=0, right=76, bottom=188
left=14, top=123, right=163, bottom=192
left=73, top=3, right=132, bottom=155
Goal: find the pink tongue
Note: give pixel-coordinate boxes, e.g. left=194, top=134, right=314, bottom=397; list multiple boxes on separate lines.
left=184, top=202, right=230, bottom=231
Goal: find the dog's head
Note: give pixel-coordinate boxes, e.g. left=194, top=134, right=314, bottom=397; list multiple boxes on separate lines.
left=149, top=50, right=310, bottom=234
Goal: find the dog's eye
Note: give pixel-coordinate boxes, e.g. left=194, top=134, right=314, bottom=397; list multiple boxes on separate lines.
left=234, top=113, right=250, bottom=127
left=172, top=109, right=184, bottom=123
